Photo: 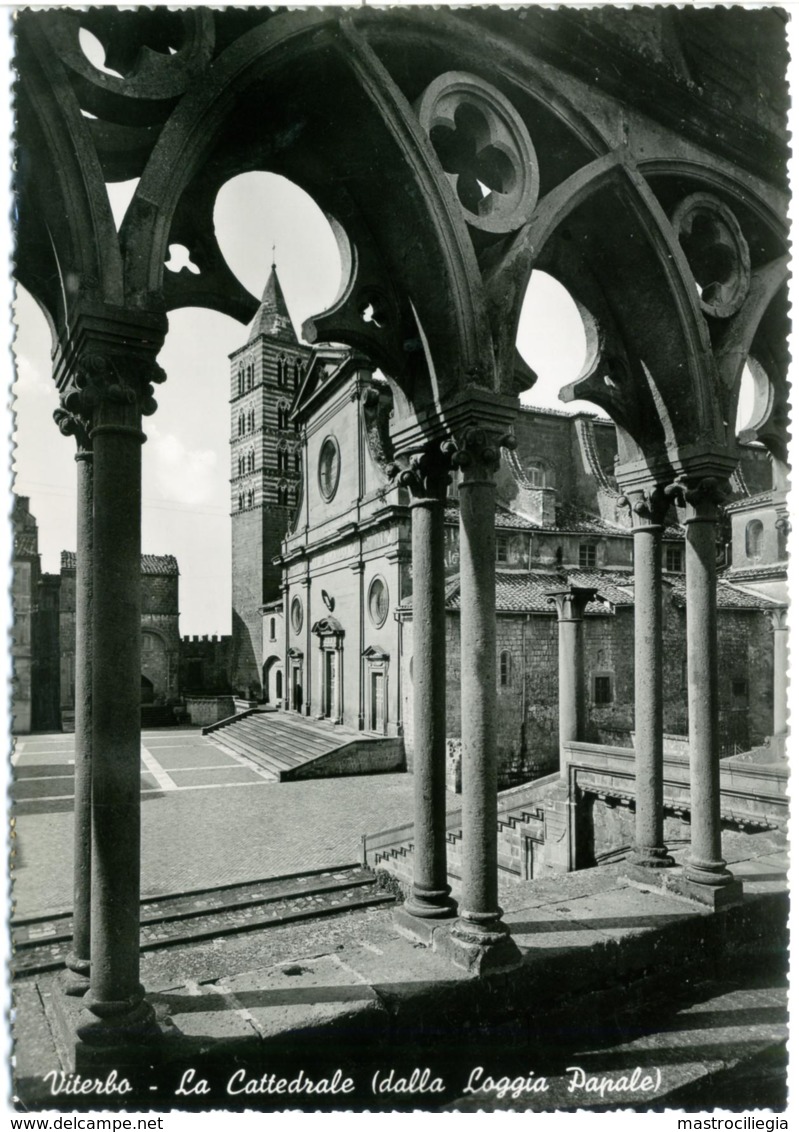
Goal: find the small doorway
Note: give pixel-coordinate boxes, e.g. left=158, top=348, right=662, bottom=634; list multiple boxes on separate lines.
left=370, top=670, right=385, bottom=733
left=324, top=651, right=336, bottom=718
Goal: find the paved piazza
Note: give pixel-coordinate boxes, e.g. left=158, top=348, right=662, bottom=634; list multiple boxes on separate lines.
left=11, top=728, right=420, bottom=919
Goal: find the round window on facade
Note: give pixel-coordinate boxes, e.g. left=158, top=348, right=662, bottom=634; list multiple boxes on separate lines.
left=291, top=596, right=303, bottom=634
left=368, top=576, right=389, bottom=628
left=318, top=436, right=341, bottom=501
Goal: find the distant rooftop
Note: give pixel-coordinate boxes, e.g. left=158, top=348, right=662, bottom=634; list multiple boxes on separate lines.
left=61, top=552, right=179, bottom=575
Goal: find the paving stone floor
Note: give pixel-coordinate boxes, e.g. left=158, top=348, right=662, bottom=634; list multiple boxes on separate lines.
left=11, top=728, right=432, bottom=919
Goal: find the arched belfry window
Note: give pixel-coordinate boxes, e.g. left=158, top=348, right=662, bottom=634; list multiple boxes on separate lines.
left=294, top=449, right=301, bottom=474
left=238, top=367, right=244, bottom=396
left=294, top=359, right=302, bottom=389
left=527, top=461, right=552, bottom=488
left=277, top=356, right=287, bottom=387
left=237, top=454, right=244, bottom=477
left=238, top=413, right=245, bottom=437
left=745, top=519, right=765, bottom=562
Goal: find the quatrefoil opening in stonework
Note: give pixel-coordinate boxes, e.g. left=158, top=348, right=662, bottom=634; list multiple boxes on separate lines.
left=672, top=194, right=750, bottom=319
left=430, top=102, right=517, bottom=219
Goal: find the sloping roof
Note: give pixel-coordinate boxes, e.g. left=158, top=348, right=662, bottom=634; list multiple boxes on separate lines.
left=247, top=265, right=298, bottom=345
left=61, top=552, right=179, bottom=576
left=443, top=499, right=539, bottom=531
left=401, top=569, right=631, bottom=615
left=723, top=564, right=788, bottom=582
left=667, top=575, right=776, bottom=610
left=726, top=490, right=774, bottom=513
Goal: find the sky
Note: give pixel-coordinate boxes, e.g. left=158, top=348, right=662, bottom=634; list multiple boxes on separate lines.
left=11, top=169, right=608, bottom=635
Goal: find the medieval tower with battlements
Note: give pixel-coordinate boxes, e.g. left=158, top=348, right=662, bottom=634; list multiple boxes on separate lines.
left=229, top=265, right=311, bottom=697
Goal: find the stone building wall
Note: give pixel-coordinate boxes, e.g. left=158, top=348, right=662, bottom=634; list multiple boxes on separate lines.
left=179, top=635, right=232, bottom=695
left=401, top=598, right=775, bottom=788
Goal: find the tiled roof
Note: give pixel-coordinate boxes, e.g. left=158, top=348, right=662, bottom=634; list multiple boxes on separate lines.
left=13, top=534, right=38, bottom=557
left=443, top=499, right=539, bottom=530
left=61, top=551, right=179, bottom=575
left=726, top=490, right=774, bottom=513
left=667, top=576, right=776, bottom=610
left=402, top=569, right=632, bottom=615
left=724, top=564, right=788, bottom=582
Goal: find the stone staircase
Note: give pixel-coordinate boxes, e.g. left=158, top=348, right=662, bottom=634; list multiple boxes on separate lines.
left=364, top=773, right=560, bottom=885
left=205, top=709, right=404, bottom=781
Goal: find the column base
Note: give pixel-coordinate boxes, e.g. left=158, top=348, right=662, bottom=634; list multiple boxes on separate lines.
left=437, top=918, right=522, bottom=975
left=403, top=884, right=457, bottom=920
left=662, top=869, right=744, bottom=910
left=393, top=906, right=447, bottom=946
left=47, top=985, right=162, bottom=1076
left=61, top=957, right=91, bottom=998
left=76, top=991, right=159, bottom=1048
left=629, top=846, right=675, bottom=870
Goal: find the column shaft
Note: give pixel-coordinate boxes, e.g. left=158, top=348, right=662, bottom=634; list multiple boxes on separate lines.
left=632, top=523, right=671, bottom=866
left=773, top=621, right=788, bottom=738
left=684, top=512, right=729, bottom=884
left=458, top=472, right=501, bottom=931
left=558, top=618, right=581, bottom=764
left=65, top=449, right=93, bottom=991
left=81, top=420, right=153, bottom=1037
left=406, top=492, right=452, bottom=917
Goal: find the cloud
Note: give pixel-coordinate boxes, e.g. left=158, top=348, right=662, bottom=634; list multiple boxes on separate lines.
left=144, top=421, right=220, bottom=508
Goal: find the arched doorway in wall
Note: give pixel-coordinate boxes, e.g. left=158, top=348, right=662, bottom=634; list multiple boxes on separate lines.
left=141, top=630, right=169, bottom=704
left=262, top=656, right=284, bottom=705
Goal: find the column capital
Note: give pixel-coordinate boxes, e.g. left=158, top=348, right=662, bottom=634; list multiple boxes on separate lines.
left=617, top=483, right=670, bottom=529
left=765, top=605, right=789, bottom=632
left=390, top=439, right=452, bottom=503
left=54, top=406, right=93, bottom=457
left=53, top=309, right=167, bottom=435
left=546, top=586, right=597, bottom=621
left=446, top=426, right=516, bottom=485
left=665, top=473, right=730, bottom=523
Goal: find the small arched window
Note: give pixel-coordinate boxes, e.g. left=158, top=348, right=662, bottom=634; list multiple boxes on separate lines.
left=269, top=617, right=276, bottom=642
left=238, top=413, right=245, bottom=437
left=499, top=650, right=512, bottom=687
left=294, top=359, right=302, bottom=389
left=237, top=454, right=244, bottom=477
left=277, top=356, right=286, bottom=387
left=294, top=450, right=301, bottom=474
left=527, top=461, right=551, bottom=488
left=238, top=493, right=244, bottom=511
left=745, top=519, right=764, bottom=562
left=238, top=368, right=244, bottom=396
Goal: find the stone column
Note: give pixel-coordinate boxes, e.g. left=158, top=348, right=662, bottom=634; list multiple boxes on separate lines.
left=668, top=475, right=741, bottom=907
left=64, top=347, right=164, bottom=1047
left=282, top=582, right=290, bottom=710
left=546, top=586, right=597, bottom=776
left=766, top=606, right=788, bottom=756
left=625, top=486, right=674, bottom=869
left=447, top=427, right=517, bottom=965
left=395, top=443, right=454, bottom=921
left=54, top=411, right=93, bottom=995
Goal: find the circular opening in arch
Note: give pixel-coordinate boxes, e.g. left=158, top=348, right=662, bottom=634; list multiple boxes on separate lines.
left=214, top=172, right=345, bottom=332
left=736, top=357, right=773, bottom=439
left=516, top=271, right=602, bottom=416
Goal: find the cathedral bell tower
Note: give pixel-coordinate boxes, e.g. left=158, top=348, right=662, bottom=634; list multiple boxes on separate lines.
left=229, top=264, right=310, bottom=698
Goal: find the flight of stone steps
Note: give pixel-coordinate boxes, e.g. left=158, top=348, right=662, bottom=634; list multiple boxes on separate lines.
left=205, top=710, right=392, bottom=781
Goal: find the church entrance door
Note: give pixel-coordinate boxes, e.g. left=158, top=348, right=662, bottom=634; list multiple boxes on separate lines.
left=370, top=671, right=385, bottom=733
left=324, top=651, right=335, bottom=718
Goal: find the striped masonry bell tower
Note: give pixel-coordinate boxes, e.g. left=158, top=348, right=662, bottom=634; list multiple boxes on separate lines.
left=229, top=262, right=311, bottom=697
